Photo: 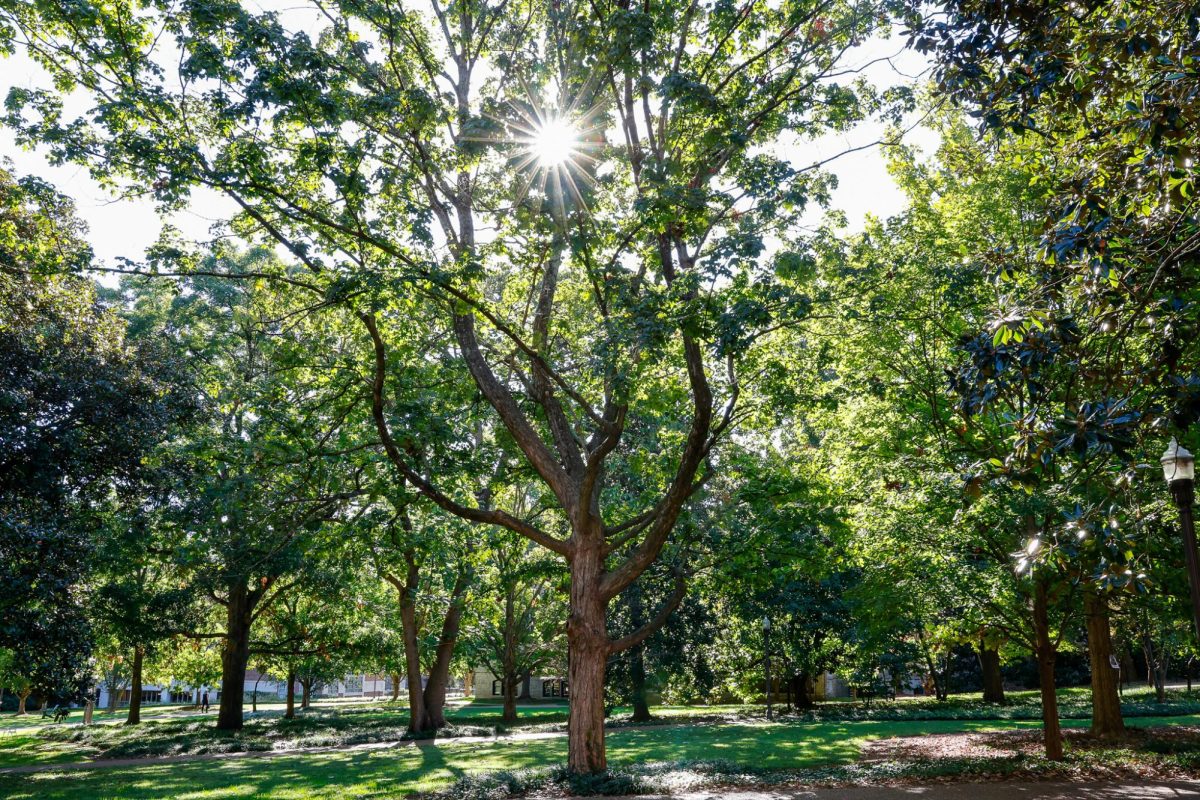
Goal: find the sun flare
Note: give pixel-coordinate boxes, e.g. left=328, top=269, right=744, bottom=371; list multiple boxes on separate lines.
left=532, top=118, right=580, bottom=167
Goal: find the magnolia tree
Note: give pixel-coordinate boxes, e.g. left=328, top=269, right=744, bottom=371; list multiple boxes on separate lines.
left=2, top=0, right=907, bottom=771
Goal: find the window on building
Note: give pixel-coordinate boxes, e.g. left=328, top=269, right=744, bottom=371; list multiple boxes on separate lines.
left=491, top=680, right=502, bottom=696
left=141, top=690, right=162, bottom=703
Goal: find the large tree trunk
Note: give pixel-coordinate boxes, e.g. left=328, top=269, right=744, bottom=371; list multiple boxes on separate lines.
left=1084, top=590, right=1124, bottom=740
left=422, top=569, right=470, bottom=729
left=567, top=543, right=608, bottom=774
left=17, top=688, right=29, bottom=716
left=1033, top=578, right=1064, bottom=761
left=106, top=680, right=119, bottom=713
left=126, top=647, right=144, bottom=725
left=285, top=668, right=296, bottom=720
left=519, top=670, right=532, bottom=700
left=979, top=642, right=1005, bottom=704
left=502, top=673, right=518, bottom=726
left=217, top=583, right=253, bottom=731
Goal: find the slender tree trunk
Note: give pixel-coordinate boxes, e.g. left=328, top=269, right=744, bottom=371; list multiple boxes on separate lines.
left=126, top=647, right=144, bottom=725
left=106, top=679, right=119, bottom=713
left=1084, top=590, right=1124, bottom=740
left=1156, top=640, right=1169, bottom=703
left=627, top=580, right=652, bottom=723
left=1033, top=579, right=1064, bottom=761
left=519, top=670, right=532, bottom=700
left=301, top=679, right=312, bottom=710
left=285, top=669, right=296, bottom=719
left=217, top=583, right=253, bottom=731
left=630, top=643, right=652, bottom=723
left=501, top=585, right=519, bottom=726
left=397, top=554, right=430, bottom=733
left=567, top=542, right=608, bottom=774
left=391, top=673, right=401, bottom=702
left=17, top=689, right=29, bottom=716
left=423, top=569, right=470, bottom=729
left=979, top=643, right=1006, bottom=704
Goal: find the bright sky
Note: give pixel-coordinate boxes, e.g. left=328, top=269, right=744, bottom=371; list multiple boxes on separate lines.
left=0, top=29, right=937, bottom=272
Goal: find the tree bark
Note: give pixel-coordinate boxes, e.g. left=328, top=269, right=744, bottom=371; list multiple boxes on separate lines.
left=396, top=552, right=430, bottom=733
left=627, top=580, right=652, bottom=723
left=519, top=670, right=532, bottom=700
left=301, top=678, right=312, bottom=710
left=1033, top=578, right=1064, bottom=760
left=794, top=673, right=815, bottom=708
left=1084, top=590, right=1124, bottom=740
left=1142, top=634, right=1168, bottom=702
left=217, top=583, right=253, bottom=731
left=126, top=647, right=144, bottom=725
left=422, top=569, right=470, bottom=729
left=979, top=642, right=1005, bottom=703
left=391, top=672, right=401, bottom=702
left=629, top=643, right=652, bottom=723
left=567, top=543, right=608, bottom=774
left=17, top=688, right=29, bottom=716
left=501, top=582, right=519, bottom=726
left=106, top=680, right=119, bottom=713
left=502, top=673, right=518, bottom=726
left=285, top=668, right=296, bottom=720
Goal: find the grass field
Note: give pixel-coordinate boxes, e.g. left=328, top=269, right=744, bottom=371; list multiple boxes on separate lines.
left=3, top=712, right=1200, bottom=799
left=2, top=689, right=1199, bottom=799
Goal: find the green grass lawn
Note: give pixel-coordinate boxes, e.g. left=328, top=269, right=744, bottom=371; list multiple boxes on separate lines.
left=4, top=713, right=1200, bottom=800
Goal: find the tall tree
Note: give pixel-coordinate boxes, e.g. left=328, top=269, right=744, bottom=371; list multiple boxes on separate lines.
left=2, top=0, right=910, bottom=771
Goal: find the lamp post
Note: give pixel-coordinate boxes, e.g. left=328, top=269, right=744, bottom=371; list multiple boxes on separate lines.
left=762, top=616, right=773, bottom=721
left=1163, top=438, right=1200, bottom=642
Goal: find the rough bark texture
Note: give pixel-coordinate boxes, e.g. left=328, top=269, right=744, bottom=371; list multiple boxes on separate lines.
left=126, top=647, right=144, bottom=725
left=1084, top=590, right=1125, bottom=740
left=979, top=644, right=1006, bottom=704
left=1033, top=579, right=1064, bottom=761
left=17, top=689, right=29, bottom=715
left=568, top=543, right=609, bottom=774
left=285, top=668, right=296, bottom=720
left=217, top=584, right=253, bottom=731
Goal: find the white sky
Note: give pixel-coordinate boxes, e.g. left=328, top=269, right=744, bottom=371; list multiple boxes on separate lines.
left=0, top=29, right=937, bottom=272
